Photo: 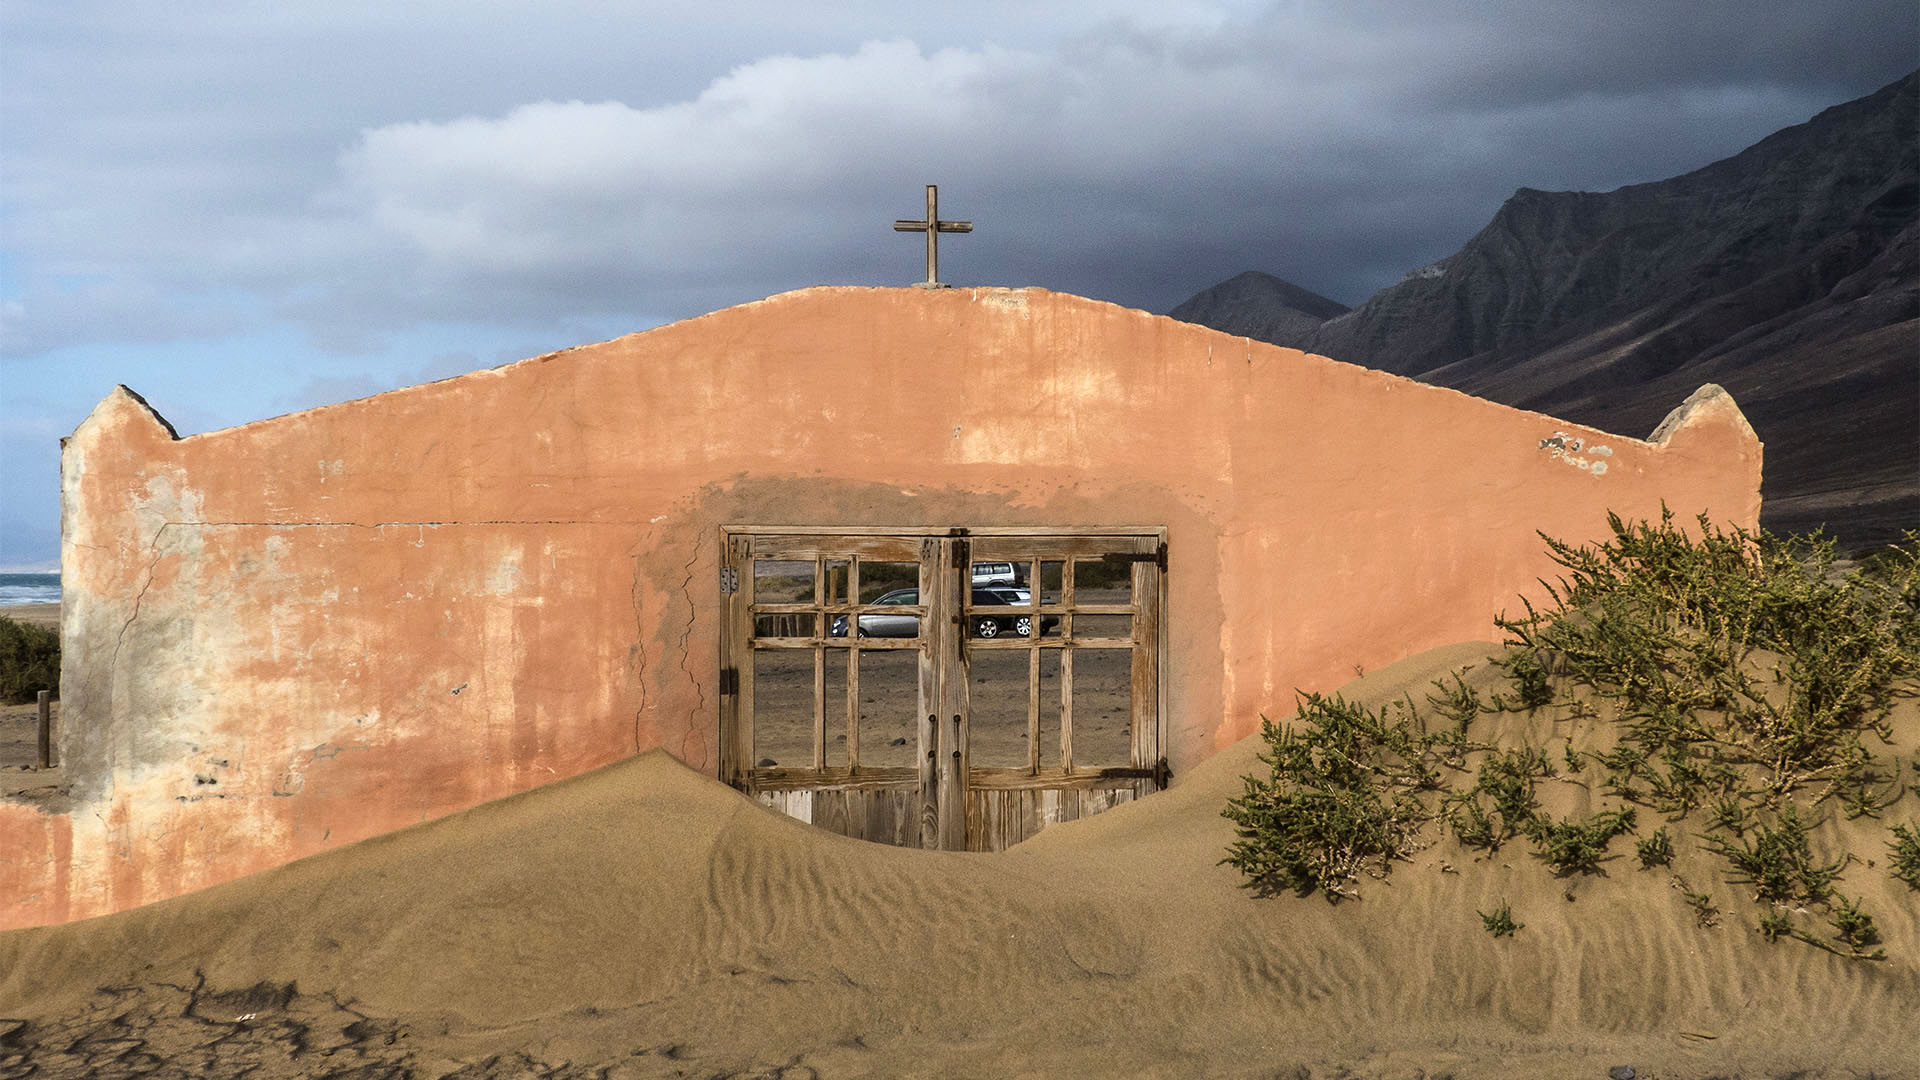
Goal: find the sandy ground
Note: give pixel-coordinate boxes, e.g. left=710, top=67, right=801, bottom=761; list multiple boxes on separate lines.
left=0, top=603, right=58, bottom=630
left=3, top=642, right=1918, bottom=1078
left=0, top=603, right=63, bottom=808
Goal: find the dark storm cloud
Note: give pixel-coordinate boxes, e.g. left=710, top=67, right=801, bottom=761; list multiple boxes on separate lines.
left=3, top=1, right=1914, bottom=356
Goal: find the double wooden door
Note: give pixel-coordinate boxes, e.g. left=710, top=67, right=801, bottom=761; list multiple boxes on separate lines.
left=718, top=527, right=1167, bottom=851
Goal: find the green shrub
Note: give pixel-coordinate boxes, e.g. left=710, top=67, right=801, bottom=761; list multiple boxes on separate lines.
left=1444, top=746, right=1551, bottom=851
left=1889, top=823, right=1920, bottom=890
left=1496, top=513, right=1919, bottom=806
left=1424, top=672, right=1486, bottom=735
left=1707, top=796, right=1751, bottom=836
left=1492, top=646, right=1556, bottom=710
left=1758, top=909, right=1794, bottom=943
left=1478, top=900, right=1521, bottom=937
left=1705, top=803, right=1841, bottom=906
left=1679, top=885, right=1719, bottom=927
left=1561, top=741, right=1586, bottom=774
left=1529, top=808, right=1636, bottom=875
left=0, top=616, right=59, bottom=705
left=1636, top=827, right=1674, bottom=869
left=1828, top=895, right=1882, bottom=955
left=1220, top=695, right=1441, bottom=901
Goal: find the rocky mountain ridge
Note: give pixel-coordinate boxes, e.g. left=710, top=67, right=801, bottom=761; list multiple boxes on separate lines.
left=1173, top=72, right=1918, bottom=547
left=1166, top=271, right=1349, bottom=346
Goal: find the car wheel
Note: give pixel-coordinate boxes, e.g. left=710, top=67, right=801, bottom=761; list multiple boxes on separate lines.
left=1014, top=615, right=1033, bottom=637
left=973, top=617, right=999, bottom=638
left=857, top=627, right=870, bottom=639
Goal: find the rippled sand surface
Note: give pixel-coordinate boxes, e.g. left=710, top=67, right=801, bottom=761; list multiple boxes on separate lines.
left=4, top=642, right=1916, bottom=1078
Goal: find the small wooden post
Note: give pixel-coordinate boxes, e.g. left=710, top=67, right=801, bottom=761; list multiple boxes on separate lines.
left=36, top=690, right=52, bottom=769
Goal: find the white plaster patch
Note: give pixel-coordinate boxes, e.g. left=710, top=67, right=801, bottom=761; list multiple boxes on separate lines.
left=486, top=552, right=523, bottom=595
left=954, top=421, right=1046, bottom=465
left=1041, top=367, right=1120, bottom=406
left=377, top=524, right=435, bottom=548
left=1539, top=431, right=1612, bottom=476
left=139, top=472, right=206, bottom=531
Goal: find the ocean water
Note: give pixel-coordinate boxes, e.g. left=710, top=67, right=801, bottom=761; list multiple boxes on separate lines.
left=0, top=573, right=60, bottom=606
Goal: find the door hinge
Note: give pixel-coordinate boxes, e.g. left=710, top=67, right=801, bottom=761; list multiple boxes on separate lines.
left=1152, top=757, right=1172, bottom=789
left=720, top=566, right=739, bottom=594
left=718, top=666, right=739, bottom=695
left=1102, top=544, right=1168, bottom=571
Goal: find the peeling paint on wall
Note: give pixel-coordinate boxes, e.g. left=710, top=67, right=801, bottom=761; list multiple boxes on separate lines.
left=1539, top=431, right=1614, bottom=475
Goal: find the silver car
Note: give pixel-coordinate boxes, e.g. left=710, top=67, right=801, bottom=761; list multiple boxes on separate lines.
left=830, top=587, right=1055, bottom=638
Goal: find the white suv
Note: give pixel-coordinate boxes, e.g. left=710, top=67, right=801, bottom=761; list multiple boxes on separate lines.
left=969, top=561, right=1016, bottom=586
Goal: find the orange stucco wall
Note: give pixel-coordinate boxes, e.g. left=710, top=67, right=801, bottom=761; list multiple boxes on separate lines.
left=2, top=286, right=1761, bottom=929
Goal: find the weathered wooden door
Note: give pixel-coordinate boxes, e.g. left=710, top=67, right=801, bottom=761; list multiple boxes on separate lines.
left=719, top=527, right=1167, bottom=851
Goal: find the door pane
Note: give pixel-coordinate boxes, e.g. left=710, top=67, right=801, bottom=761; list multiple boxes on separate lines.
left=855, top=647, right=919, bottom=767
left=754, top=560, right=815, bottom=604
left=859, top=561, right=920, bottom=602
left=968, top=648, right=1040, bottom=767
left=755, top=612, right=816, bottom=639
left=824, top=648, right=850, bottom=767
left=1071, top=557, right=1132, bottom=606
left=1070, top=614, right=1132, bottom=643
left=752, top=648, right=817, bottom=768
left=823, top=559, right=852, bottom=606
left=1071, top=648, right=1133, bottom=767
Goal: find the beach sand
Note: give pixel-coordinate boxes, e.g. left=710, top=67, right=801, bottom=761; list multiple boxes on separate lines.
left=0, top=603, right=58, bottom=630
left=2, top=641, right=1917, bottom=1078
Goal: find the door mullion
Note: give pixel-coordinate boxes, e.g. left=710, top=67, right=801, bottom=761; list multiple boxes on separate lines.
left=812, top=555, right=827, bottom=771
left=933, top=535, right=970, bottom=850
left=1059, top=646, right=1075, bottom=774
left=1131, top=558, right=1159, bottom=772
left=846, top=640, right=861, bottom=771
left=847, top=557, right=862, bottom=771
left=916, top=537, right=941, bottom=847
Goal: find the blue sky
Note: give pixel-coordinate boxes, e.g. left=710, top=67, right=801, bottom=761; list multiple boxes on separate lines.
left=2, top=0, right=1913, bottom=569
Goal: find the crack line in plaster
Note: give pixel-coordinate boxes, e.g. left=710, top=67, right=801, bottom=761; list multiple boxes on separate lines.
left=676, top=531, right=707, bottom=768
left=112, top=522, right=173, bottom=669
left=627, top=539, right=649, bottom=756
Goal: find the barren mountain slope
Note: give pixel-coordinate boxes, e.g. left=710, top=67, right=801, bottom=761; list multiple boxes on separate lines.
left=1173, top=73, right=1919, bottom=547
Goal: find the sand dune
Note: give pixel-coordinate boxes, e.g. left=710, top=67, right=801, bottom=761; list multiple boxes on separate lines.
left=4, top=642, right=1917, bottom=1078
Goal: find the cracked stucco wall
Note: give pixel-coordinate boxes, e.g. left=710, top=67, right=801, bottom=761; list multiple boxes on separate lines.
left=3, top=286, right=1762, bottom=929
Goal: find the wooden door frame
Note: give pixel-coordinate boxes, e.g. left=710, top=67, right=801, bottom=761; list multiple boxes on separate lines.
left=719, top=525, right=1167, bottom=850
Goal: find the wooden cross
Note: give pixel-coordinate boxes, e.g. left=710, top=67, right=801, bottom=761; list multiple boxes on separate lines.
left=893, top=184, right=971, bottom=287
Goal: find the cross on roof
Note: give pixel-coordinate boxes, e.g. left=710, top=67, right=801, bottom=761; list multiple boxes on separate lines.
left=893, top=184, right=972, bottom=287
